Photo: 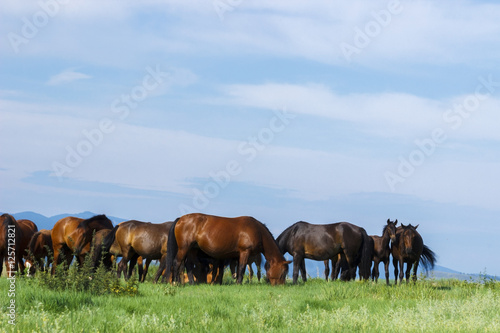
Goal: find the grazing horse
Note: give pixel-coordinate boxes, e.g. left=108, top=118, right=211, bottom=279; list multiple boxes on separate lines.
left=1, top=214, right=20, bottom=277
left=370, top=219, right=398, bottom=285
left=161, top=214, right=290, bottom=285
left=0, top=214, right=38, bottom=276
left=27, top=229, right=53, bottom=274
left=15, top=219, right=39, bottom=272
left=51, top=215, right=113, bottom=273
left=98, top=220, right=174, bottom=282
left=91, top=225, right=149, bottom=281
left=391, top=224, right=436, bottom=284
left=277, top=221, right=373, bottom=284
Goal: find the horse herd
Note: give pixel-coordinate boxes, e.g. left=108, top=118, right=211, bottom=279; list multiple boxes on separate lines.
left=0, top=212, right=436, bottom=286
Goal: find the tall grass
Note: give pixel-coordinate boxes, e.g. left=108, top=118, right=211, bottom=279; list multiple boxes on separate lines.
left=1, top=273, right=499, bottom=332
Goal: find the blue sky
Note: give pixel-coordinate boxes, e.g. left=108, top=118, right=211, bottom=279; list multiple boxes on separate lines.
left=1, top=0, right=500, bottom=276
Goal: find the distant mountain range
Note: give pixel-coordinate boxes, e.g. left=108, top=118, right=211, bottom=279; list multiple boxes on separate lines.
left=2, top=211, right=498, bottom=281
left=1, top=211, right=127, bottom=231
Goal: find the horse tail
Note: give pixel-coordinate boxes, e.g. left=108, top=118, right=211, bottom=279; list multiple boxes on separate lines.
left=420, top=244, right=437, bottom=271
left=358, top=229, right=373, bottom=280
left=161, top=218, right=179, bottom=283
left=93, top=225, right=118, bottom=267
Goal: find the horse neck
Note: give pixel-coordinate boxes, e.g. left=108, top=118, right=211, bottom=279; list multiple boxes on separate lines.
left=260, top=227, right=284, bottom=263
left=381, top=229, right=391, bottom=250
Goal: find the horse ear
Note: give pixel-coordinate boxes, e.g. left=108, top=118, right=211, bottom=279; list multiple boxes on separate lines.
left=395, top=219, right=398, bottom=225
left=387, top=219, right=390, bottom=223
left=414, top=224, right=419, bottom=229
left=401, top=223, right=406, bottom=227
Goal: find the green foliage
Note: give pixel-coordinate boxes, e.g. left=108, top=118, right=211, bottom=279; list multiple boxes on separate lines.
left=28, top=243, right=138, bottom=297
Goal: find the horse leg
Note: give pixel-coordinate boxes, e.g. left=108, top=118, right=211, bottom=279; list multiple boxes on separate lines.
left=292, top=254, right=302, bottom=284
left=299, top=257, right=307, bottom=282
left=51, top=245, right=62, bottom=275
left=411, top=259, right=420, bottom=283
left=184, top=251, right=199, bottom=285
left=127, top=254, right=139, bottom=280
left=372, top=259, right=380, bottom=283
left=399, top=260, right=405, bottom=284
left=171, top=246, right=189, bottom=284
left=405, top=261, right=412, bottom=283
left=142, top=258, right=152, bottom=282
left=237, top=251, right=250, bottom=284
left=214, top=260, right=225, bottom=285
left=324, top=260, right=330, bottom=281
left=248, top=264, right=254, bottom=282
left=154, top=255, right=167, bottom=283
left=117, top=257, right=129, bottom=280
left=136, top=257, right=144, bottom=282
left=384, top=259, right=390, bottom=286
left=393, top=260, right=398, bottom=285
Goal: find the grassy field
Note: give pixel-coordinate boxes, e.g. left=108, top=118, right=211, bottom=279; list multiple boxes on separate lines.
left=1, top=266, right=499, bottom=333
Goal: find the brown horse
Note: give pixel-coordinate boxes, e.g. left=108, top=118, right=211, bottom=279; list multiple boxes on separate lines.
left=160, top=214, right=290, bottom=285
left=15, top=219, right=38, bottom=272
left=277, top=221, right=373, bottom=284
left=0, top=214, right=38, bottom=276
left=27, top=229, right=53, bottom=274
left=1, top=214, right=19, bottom=277
left=91, top=228, right=150, bottom=281
left=370, top=219, right=398, bottom=285
left=391, top=223, right=436, bottom=284
left=98, top=220, right=174, bottom=282
left=51, top=214, right=113, bottom=273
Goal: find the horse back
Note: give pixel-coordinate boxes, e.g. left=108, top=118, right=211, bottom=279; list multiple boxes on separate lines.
left=51, top=216, right=83, bottom=249
left=116, top=220, right=173, bottom=258
left=176, top=213, right=263, bottom=258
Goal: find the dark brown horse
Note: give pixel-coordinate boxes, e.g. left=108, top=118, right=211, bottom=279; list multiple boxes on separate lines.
left=391, top=223, right=436, bottom=284
left=1, top=214, right=19, bottom=277
left=27, top=229, right=53, bottom=274
left=15, top=219, right=38, bottom=272
left=0, top=214, right=38, bottom=276
left=277, top=221, right=373, bottom=284
left=98, top=220, right=174, bottom=282
left=370, top=219, right=398, bottom=285
left=51, top=214, right=113, bottom=273
left=160, top=214, right=290, bottom=285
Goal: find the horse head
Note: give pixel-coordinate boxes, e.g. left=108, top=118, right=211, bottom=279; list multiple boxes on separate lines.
left=385, top=219, right=398, bottom=243
left=265, top=259, right=291, bottom=285
left=402, top=224, right=418, bottom=255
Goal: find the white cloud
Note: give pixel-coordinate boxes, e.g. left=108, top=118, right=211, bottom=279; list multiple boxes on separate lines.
left=46, top=69, right=92, bottom=86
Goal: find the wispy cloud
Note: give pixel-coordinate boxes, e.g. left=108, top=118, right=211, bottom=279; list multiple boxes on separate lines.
left=46, top=69, right=92, bottom=86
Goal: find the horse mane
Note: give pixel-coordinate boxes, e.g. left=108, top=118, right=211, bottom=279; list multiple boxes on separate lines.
left=77, top=214, right=111, bottom=229
left=28, top=231, right=42, bottom=253
left=275, top=222, right=297, bottom=253
left=257, top=221, right=278, bottom=245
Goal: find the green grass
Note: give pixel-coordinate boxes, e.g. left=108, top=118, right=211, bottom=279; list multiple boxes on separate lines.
left=1, top=271, right=499, bottom=332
